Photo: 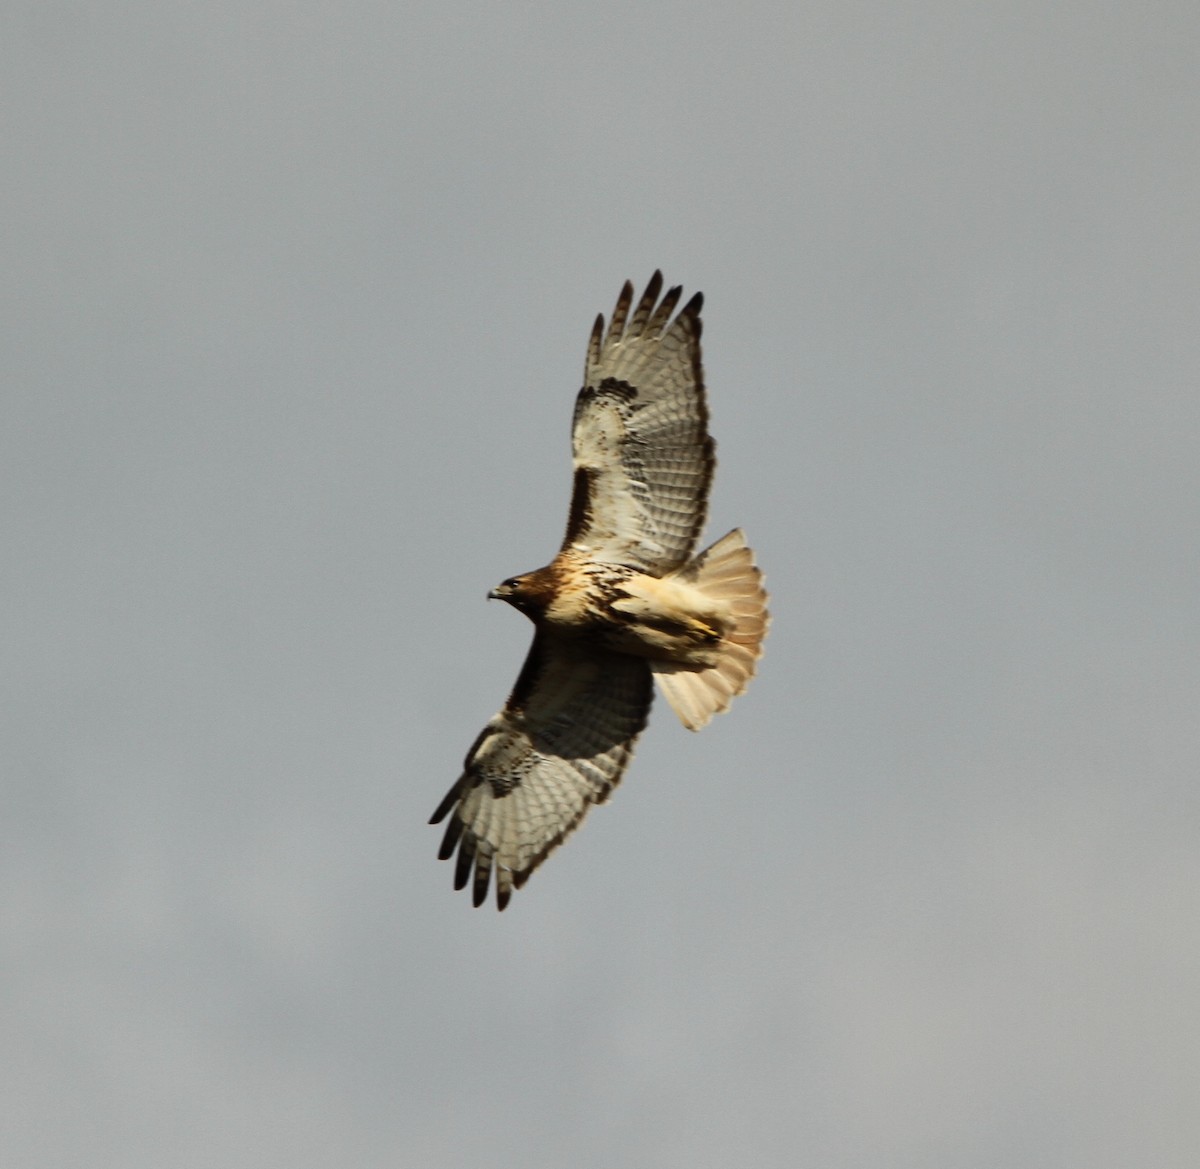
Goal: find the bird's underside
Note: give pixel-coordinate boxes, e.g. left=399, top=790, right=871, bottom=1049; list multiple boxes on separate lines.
left=430, top=273, right=769, bottom=909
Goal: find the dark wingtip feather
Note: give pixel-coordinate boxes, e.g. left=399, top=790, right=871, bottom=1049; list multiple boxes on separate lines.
left=640, top=270, right=664, bottom=308
left=627, top=272, right=663, bottom=338
left=605, top=280, right=635, bottom=348
left=436, top=813, right=464, bottom=861
left=588, top=312, right=604, bottom=371
left=647, top=282, right=684, bottom=335
left=472, top=857, right=490, bottom=908
left=429, top=779, right=462, bottom=826
left=454, top=837, right=475, bottom=892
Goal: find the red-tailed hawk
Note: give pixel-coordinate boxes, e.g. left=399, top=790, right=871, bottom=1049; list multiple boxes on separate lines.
left=431, top=273, right=768, bottom=909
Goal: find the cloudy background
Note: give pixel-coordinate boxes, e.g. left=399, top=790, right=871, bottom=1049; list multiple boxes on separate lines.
left=4, top=2, right=1197, bottom=1165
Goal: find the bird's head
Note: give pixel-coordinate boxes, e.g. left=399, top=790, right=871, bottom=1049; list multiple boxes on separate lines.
left=487, top=576, right=526, bottom=604
left=487, top=567, right=556, bottom=618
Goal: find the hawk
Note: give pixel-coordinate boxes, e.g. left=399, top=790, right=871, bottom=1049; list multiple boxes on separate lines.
left=430, top=272, right=768, bottom=909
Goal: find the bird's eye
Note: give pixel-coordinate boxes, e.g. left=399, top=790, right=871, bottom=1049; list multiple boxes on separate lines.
left=504, top=578, right=520, bottom=590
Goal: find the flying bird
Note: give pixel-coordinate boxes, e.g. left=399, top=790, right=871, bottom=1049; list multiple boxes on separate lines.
left=430, top=272, right=768, bottom=909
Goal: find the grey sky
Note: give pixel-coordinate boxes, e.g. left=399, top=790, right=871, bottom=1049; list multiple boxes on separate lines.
left=4, top=2, right=1198, bottom=1166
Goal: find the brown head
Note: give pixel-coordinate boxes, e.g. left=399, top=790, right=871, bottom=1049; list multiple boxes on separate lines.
left=487, top=566, right=558, bottom=620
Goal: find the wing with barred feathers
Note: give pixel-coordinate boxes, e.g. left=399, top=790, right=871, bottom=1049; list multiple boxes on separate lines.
left=561, top=272, right=715, bottom=574
left=429, top=631, right=652, bottom=910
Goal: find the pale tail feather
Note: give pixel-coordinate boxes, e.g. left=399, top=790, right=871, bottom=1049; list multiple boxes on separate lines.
left=651, top=529, right=769, bottom=730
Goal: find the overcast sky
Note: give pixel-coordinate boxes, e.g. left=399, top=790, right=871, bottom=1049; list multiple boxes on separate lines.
left=3, top=2, right=1198, bottom=1166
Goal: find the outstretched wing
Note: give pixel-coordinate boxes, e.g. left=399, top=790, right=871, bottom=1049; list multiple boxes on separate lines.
left=561, top=272, right=715, bottom=574
left=430, top=633, right=653, bottom=910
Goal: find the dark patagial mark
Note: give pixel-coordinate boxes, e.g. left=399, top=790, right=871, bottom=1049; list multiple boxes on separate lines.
left=507, top=632, right=550, bottom=711
left=597, top=376, right=638, bottom=401
left=563, top=465, right=595, bottom=546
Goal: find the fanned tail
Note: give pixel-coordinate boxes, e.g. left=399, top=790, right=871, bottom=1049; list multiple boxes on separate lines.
left=651, top=529, right=769, bottom=731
